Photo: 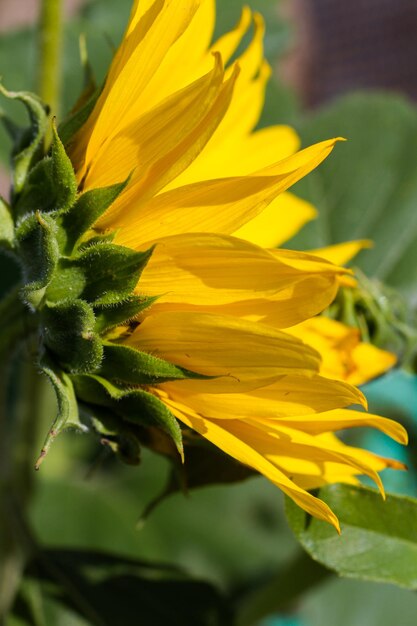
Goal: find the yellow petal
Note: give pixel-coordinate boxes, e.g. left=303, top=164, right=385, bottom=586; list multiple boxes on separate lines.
left=210, top=6, right=252, bottom=64
left=72, top=0, right=204, bottom=176
left=239, top=420, right=385, bottom=495
left=161, top=373, right=365, bottom=419
left=114, top=138, right=342, bottom=243
left=287, top=316, right=397, bottom=384
left=126, top=311, right=321, bottom=392
left=254, top=408, right=408, bottom=443
left=233, top=192, right=316, bottom=247
left=311, top=240, right=373, bottom=266
left=347, top=342, right=397, bottom=386
left=140, top=0, right=216, bottom=103
left=159, top=392, right=341, bottom=530
left=132, top=232, right=346, bottom=326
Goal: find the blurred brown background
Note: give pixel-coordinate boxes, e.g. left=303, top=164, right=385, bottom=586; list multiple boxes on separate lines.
left=281, top=0, right=417, bottom=107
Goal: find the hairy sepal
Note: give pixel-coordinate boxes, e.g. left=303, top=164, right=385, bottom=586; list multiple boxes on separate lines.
left=94, top=295, right=159, bottom=333
left=58, top=178, right=130, bottom=255
left=17, top=212, right=60, bottom=308
left=100, top=343, right=213, bottom=385
left=41, top=299, right=103, bottom=373
left=14, top=122, right=77, bottom=220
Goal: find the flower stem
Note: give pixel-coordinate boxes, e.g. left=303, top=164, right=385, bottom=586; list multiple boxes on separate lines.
left=0, top=292, right=43, bottom=620
left=38, top=0, right=64, bottom=117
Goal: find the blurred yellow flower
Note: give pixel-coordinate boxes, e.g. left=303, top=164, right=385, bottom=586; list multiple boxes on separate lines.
left=70, top=0, right=405, bottom=530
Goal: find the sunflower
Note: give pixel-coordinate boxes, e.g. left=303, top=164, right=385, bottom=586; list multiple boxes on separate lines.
left=67, top=0, right=405, bottom=530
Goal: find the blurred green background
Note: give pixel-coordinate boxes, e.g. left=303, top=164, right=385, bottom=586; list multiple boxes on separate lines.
left=2, top=1, right=417, bottom=625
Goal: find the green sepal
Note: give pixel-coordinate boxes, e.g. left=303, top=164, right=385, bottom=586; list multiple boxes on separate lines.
left=60, top=176, right=130, bottom=254
left=72, top=374, right=183, bottom=458
left=73, top=243, right=154, bottom=306
left=0, top=85, right=48, bottom=195
left=121, top=391, right=183, bottom=460
left=14, top=123, right=77, bottom=218
left=0, top=196, right=15, bottom=249
left=13, top=157, right=54, bottom=217
left=94, top=295, right=159, bottom=333
left=78, top=232, right=116, bottom=248
left=49, top=120, right=78, bottom=213
left=45, top=243, right=153, bottom=305
left=99, top=342, right=212, bottom=385
left=41, top=299, right=103, bottom=373
left=58, top=178, right=129, bottom=254
left=45, top=258, right=86, bottom=303
left=17, top=212, right=59, bottom=307
left=58, top=86, right=101, bottom=147
left=35, top=355, right=84, bottom=469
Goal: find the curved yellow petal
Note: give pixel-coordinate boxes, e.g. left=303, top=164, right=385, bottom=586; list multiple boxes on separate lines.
left=311, top=240, right=373, bottom=266
left=91, top=61, right=241, bottom=228
left=161, top=373, right=365, bottom=419
left=113, top=138, right=341, bottom=242
left=131, top=232, right=346, bottom=326
left=287, top=317, right=397, bottom=384
left=127, top=311, right=321, bottom=392
left=347, top=342, right=397, bottom=386
left=233, top=192, right=316, bottom=248
left=239, top=420, right=385, bottom=495
left=210, top=6, right=252, bottom=64
left=255, top=408, right=408, bottom=443
left=159, top=393, right=341, bottom=530
left=72, top=0, right=204, bottom=176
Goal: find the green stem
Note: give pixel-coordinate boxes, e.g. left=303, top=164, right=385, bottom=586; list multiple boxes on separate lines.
left=38, top=0, right=64, bottom=117
left=0, top=291, right=43, bottom=620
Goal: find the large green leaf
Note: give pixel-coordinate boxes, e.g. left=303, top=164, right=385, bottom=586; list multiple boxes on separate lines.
left=23, top=547, right=233, bottom=626
left=289, top=93, right=417, bottom=301
left=285, top=483, right=417, bottom=589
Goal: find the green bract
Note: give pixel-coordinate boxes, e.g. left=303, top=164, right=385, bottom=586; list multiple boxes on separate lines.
left=0, top=85, right=209, bottom=468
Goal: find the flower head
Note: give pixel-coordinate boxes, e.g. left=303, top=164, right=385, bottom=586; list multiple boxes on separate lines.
left=33, top=0, right=407, bottom=530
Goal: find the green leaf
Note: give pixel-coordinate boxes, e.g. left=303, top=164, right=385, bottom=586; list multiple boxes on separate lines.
left=285, top=483, right=417, bottom=589
left=0, top=196, right=15, bottom=249
left=36, top=356, right=84, bottom=469
left=74, top=243, right=153, bottom=305
left=99, top=343, right=212, bottom=385
left=25, top=547, right=233, bottom=626
left=94, top=295, right=159, bottom=333
left=17, top=212, right=60, bottom=307
left=290, top=93, right=417, bottom=301
left=0, top=85, right=48, bottom=195
left=58, top=179, right=129, bottom=254
left=41, top=300, right=103, bottom=373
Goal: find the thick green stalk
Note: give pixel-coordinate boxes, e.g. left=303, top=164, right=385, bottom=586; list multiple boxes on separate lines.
left=0, top=291, right=41, bottom=621
left=38, top=0, right=64, bottom=117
